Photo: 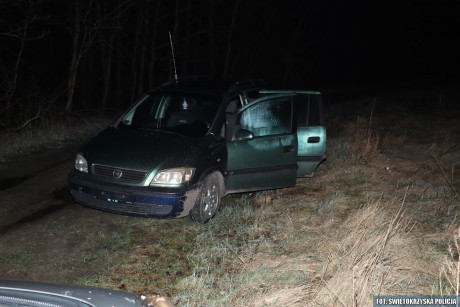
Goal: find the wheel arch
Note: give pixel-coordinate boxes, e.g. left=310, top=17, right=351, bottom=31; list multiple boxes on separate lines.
left=196, top=167, right=225, bottom=196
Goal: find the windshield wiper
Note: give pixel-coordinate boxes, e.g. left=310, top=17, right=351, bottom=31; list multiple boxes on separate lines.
left=150, top=128, right=185, bottom=137
left=127, top=125, right=189, bottom=137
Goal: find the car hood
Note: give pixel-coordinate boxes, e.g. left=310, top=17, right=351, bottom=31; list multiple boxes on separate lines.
left=82, top=127, right=208, bottom=172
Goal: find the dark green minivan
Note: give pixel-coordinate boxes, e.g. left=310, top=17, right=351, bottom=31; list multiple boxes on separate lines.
left=69, top=78, right=326, bottom=223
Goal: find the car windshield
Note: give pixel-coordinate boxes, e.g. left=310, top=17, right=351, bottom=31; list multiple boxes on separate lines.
left=119, top=91, right=221, bottom=137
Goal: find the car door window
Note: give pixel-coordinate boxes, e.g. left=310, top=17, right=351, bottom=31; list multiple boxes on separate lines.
left=239, top=97, right=292, bottom=137
left=296, top=94, right=323, bottom=126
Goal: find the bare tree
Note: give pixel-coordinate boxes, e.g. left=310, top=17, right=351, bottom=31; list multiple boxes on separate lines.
left=222, top=0, right=241, bottom=79
left=129, top=0, right=144, bottom=101
left=64, top=0, right=129, bottom=113
left=64, top=0, right=94, bottom=113
left=208, top=0, right=215, bottom=77
left=147, top=0, right=162, bottom=90
left=96, top=0, right=129, bottom=110
left=0, top=0, right=48, bottom=129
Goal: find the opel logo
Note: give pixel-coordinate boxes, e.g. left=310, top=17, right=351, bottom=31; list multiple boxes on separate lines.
left=113, top=169, right=123, bottom=179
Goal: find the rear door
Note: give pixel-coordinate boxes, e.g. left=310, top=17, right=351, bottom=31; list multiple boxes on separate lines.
left=261, top=90, right=326, bottom=177
left=225, top=94, right=298, bottom=193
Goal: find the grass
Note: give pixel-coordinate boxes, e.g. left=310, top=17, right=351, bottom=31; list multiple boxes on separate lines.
left=0, top=115, right=109, bottom=167
left=437, top=227, right=460, bottom=296
left=0, top=210, right=196, bottom=296
left=0, top=248, right=38, bottom=273
left=313, top=196, right=411, bottom=305
left=174, top=194, right=274, bottom=305
left=1, top=90, right=460, bottom=306
left=172, top=93, right=460, bottom=306
left=70, top=216, right=196, bottom=296
left=174, top=191, right=445, bottom=306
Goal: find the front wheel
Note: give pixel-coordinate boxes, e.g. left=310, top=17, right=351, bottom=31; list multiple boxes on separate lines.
left=190, top=172, right=222, bottom=223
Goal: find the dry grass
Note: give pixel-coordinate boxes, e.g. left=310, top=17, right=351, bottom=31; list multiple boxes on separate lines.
left=437, top=227, right=460, bottom=295
left=328, top=109, right=384, bottom=164
left=0, top=116, right=109, bottom=166
left=246, top=195, right=443, bottom=306
left=312, top=196, right=425, bottom=306
left=347, top=115, right=382, bottom=162
left=174, top=91, right=460, bottom=306
left=175, top=191, right=446, bottom=306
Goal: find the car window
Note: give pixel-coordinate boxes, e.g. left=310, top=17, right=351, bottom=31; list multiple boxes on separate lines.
left=239, top=97, right=292, bottom=137
left=296, top=94, right=323, bottom=126
left=233, top=90, right=262, bottom=109
left=120, top=92, right=221, bottom=137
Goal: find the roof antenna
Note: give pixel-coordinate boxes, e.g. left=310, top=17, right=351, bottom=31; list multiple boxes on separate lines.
left=169, top=31, right=178, bottom=81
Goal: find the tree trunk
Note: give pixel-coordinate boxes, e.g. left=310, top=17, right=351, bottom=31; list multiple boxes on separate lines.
left=137, top=0, right=150, bottom=96
left=97, top=1, right=116, bottom=111
left=115, top=1, right=123, bottom=108
left=101, top=38, right=114, bottom=110
left=130, top=0, right=144, bottom=102
left=64, top=0, right=81, bottom=114
left=208, top=0, right=215, bottom=77
left=6, top=23, right=27, bottom=111
left=147, top=0, right=162, bottom=89
left=183, top=0, right=191, bottom=74
left=283, top=6, right=309, bottom=88
left=222, top=0, right=241, bottom=79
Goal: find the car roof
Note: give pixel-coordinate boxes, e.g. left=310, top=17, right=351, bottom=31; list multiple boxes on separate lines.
left=154, top=76, right=266, bottom=97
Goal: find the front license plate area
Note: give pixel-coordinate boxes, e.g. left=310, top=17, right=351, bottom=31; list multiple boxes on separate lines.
left=93, top=189, right=131, bottom=204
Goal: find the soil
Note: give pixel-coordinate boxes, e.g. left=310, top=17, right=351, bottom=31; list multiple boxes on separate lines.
left=0, top=142, right=82, bottom=232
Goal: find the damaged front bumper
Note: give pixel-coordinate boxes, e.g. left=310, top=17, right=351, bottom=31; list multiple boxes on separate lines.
left=68, top=171, right=199, bottom=218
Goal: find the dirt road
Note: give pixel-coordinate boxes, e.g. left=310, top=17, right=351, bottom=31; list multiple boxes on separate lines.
left=0, top=142, right=83, bottom=232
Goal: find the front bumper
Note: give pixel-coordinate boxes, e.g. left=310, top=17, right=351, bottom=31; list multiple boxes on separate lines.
left=68, top=171, right=199, bottom=218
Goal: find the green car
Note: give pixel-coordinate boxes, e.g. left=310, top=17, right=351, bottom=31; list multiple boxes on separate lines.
left=69, top=78, right=326, bottom=223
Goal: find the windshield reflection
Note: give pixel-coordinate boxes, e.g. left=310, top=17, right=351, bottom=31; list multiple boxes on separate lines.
left=119, top=92, right=220, bottom=137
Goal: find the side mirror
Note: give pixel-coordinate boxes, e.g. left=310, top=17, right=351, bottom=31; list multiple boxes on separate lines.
left=235, top=129, right=254, bottom=141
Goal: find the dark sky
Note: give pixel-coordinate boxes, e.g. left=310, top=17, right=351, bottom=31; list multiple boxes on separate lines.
left=296, top=1, right=460, bottom=88
left=1, top=0, right=459, bottom=115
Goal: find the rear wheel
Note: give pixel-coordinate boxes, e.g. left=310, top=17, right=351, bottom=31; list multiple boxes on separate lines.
left=190, top=172, right=222, bottom=223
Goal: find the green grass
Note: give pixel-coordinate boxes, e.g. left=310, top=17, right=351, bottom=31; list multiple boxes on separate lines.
left=69, top=216, right=196, bottom=295
left=0, top=248, right=38, bottom=273
left=174, top=195, right=260, bottom=305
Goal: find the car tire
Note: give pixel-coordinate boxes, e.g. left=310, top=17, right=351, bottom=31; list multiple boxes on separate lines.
left=190, top=172, right=222, bottom=223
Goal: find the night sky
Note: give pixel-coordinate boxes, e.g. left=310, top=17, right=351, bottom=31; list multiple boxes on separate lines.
left=1, top=0, right=459, bottom=122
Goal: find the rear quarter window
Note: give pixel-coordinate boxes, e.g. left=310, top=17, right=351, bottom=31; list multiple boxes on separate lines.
left=296, top=95, right=323, bottom=126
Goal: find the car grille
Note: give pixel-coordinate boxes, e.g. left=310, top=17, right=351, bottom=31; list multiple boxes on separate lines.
left=93, top=164, right=147, bottom=183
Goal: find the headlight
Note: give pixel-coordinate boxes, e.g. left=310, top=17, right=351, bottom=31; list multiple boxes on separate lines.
left=150, top=168, right=194, bottom=185
left=75, top=153, right=88, bottom=173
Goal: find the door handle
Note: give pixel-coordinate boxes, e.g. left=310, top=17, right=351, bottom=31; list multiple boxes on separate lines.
left=282, top=145, right=295, bottom=153
left=308, top=136, right=320, bottom=143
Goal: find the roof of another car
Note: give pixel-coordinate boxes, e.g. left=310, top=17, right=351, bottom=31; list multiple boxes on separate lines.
left=0, top=279, right=143, bottom=306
